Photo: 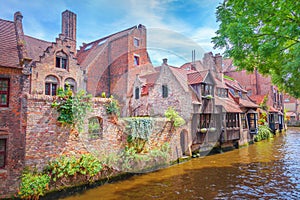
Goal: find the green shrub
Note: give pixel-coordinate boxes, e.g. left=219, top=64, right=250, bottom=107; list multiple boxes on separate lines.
left=52, top=87, right=92, bottom=132
left=254, top=125, right=274, bottom=142
left=164, top=107, right=185, bottom=128
left=105, top=97, right=120, bottom=116
left=18, top=171, right=50, bottom=199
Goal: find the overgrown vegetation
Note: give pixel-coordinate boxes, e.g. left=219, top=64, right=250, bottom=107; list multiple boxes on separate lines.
left=164, top=107, right=185, bottom=128
left=254, top=125, right=274, bottom=142
left=259, top=95, right=269, bottom=111
left=52, top=86, right=92, bottom=132
left=124, top=117, right=153, bottom=153
left=18, top=171, right=50, bottom=200
left=18, top=154, right=105, bottom=199
left=105, top=96, right=120, bottom=116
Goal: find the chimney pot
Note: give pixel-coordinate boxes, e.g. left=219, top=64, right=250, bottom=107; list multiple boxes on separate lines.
left=163, top=58, right=168, bottom=65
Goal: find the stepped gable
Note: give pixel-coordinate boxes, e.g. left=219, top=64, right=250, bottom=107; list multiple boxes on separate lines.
left=0, top=19, right=20, bottom=68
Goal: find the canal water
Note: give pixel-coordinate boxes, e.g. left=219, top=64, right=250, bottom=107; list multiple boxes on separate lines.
left=62, top=128, right=300, bottom=199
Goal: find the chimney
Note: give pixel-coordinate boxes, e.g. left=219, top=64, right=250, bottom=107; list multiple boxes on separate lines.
left=61, top=10, right=77, bottom=53
left=214, top=53, right=222, bottom=72
left=14, top=12, right=29, bottom=63
left=162, top=58, right=168, bottom=65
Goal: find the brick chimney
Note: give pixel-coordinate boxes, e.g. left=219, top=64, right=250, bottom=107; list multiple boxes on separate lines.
left=214, top=53, right=222, bottom=72
left=61, top=10, right=77, bottom=53
left=14, top=12, right=29, bottom=63
left=162, top=58, right=168, bottom=65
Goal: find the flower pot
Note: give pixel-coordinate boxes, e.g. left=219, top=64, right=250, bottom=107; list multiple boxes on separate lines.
left=200, top=128, right=208, bottom=133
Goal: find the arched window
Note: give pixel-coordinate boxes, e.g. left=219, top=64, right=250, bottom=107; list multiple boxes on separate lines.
left=64, top=78, right=77, bottom=93
left=45, top=75, right=59, bottom=96
left=88, top=117, right=103, bottom=139
left=56, top=51, right=68, bottom=69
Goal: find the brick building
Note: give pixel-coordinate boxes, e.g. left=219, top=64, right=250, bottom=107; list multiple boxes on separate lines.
left=223, top=58, right=284, bottom=132
left=0, top=12, right=31, bottom=196
left=77, top=24, right=154, bottom=116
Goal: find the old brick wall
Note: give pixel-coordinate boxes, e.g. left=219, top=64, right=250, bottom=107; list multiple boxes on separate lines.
left=24, top=95, right=124, bottom=169
left=0, top=67, right=30, bottom=198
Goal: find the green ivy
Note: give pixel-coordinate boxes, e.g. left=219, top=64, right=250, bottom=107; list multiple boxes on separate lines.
left=124, top=117, right=153, bottom=153
left=164, top=107, right=185, bottom=128
left=52, top=86, right=92, bottom=132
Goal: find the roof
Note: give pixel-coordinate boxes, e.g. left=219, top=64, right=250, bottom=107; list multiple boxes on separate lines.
left=169, top=66, right=189, bottom=92
left=250, top=95, right=266, bottom=104
left=215, top=96, right=243, bottom=113
left=140, top=72, right=159, bottom=87
left=238, top=96, right=259, bottom=108
left=187, top=71, right=204, bottom=84
left=0, top=19, right=21, bottom=68
left=225, top=79, right=247, bottom=93
left=24, top=35, right=51, bottom=62
left=77, top=25, right=139, bottom=69
left=180, top=60, right=205, bottom=71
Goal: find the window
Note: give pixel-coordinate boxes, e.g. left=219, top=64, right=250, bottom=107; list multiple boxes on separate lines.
left=135, top=87, right=140, bottom=99
left=162, top=85, right=168, bottom=98
left=64, top=78, right=77, bottom=93
left=134, top=55, right=140, bottom=66
left=45, top=75, right=59, bottom=96
left=0, top=139, right=6, bottom=169
left=217, top=88, right=228, bottom=98
left=0, top=78, right=9, bottom=107
left=56, top=51, right=68, bottom=69
left=199, top=114, right=217, bottom=128
left=88, top=117, right=103, bottom=139
left=226, top=113, right=240, bottom=128
left=241, top=113, right=247, bottom=129
left=201, top=83, right=213, bottom=96
left=134, top=38, right=140, bottom=47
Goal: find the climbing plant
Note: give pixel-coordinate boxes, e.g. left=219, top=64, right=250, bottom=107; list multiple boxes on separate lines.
left=124, top=117, right=153, bottom=153
left=105, top=96, right=120, bottom=116
left=52, top=86, right=92, bottom=132
left=164, top=107, right=185, bottom=128
left=259, top=95, right=269, bottom=111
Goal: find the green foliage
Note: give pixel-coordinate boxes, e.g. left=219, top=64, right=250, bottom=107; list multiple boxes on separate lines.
left=259, top=95, right=269, bottom=111
left=224, top=75, right=234, bottom=81
left=101, top=92, right=106, bottom=98
left=258, top=111, right=268, bottom=125
left=164, top=107, right=185, bottom=128
left=52, top=87, right=92, bottom=132
left=46, top=154, right=103, bottom=182
left=18, top=171, right=50, bottom=199
left=105, top=97, right=120, bottom=116
left=212, top=0, right=300, bottom=98
left=124, top=117, right=153, bottom=153
left=254, top=125, right=274, bottom=142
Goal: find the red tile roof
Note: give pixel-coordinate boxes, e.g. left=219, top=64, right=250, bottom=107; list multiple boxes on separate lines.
left=187, top=71, right=204, bottom=84
left=140, top=72, right=159, bottom=86
left=238, top=96, right=259, bottom=108
left=225, top=79, right=247, bottom=93
left=24, top=35, right=51, bottom=62
left=169, top=66, right=189, bottom=92
left=222, top=58, right=236, bottom=72
left=250, top=94, right=266, bottom=104
left=215, top=96, right=242, bottom=113
left=0, top=19, right=20, bottom=68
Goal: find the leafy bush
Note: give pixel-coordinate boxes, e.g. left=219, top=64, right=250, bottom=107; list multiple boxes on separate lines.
left=254, top=125, right=274, bottom=142
left=46, top=154, right=103, bottom=182
left=52, top=87, right=92, bottom=132
left=105, top=97, right=120, bottom=116
left=164, top=107, right=185, bottom=128
left=18, top=171, right=50, bottom=199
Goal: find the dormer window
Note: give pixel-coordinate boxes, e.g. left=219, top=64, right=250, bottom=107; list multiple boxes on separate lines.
left=217, top=88, right=228, bottom=98
left=201, top=83, right=213, bottom=96
left=56, top=51, right=68, bottom=69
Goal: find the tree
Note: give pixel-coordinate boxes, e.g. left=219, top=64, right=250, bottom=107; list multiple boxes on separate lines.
left=212, top=0, right=300, bottom=98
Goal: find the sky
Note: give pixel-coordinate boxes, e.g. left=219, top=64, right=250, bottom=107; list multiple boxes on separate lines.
left=0, top=0, right=222, bottom=66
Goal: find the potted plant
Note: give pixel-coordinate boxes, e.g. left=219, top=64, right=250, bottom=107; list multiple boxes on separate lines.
left=200, top=128, right=208, bottom=133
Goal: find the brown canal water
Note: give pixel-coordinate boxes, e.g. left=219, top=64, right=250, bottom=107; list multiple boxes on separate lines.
left=61, top=128, right=300, bottom=199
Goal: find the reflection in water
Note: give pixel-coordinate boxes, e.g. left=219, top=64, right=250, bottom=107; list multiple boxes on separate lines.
left=62, top=129, right=300, bottom=199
